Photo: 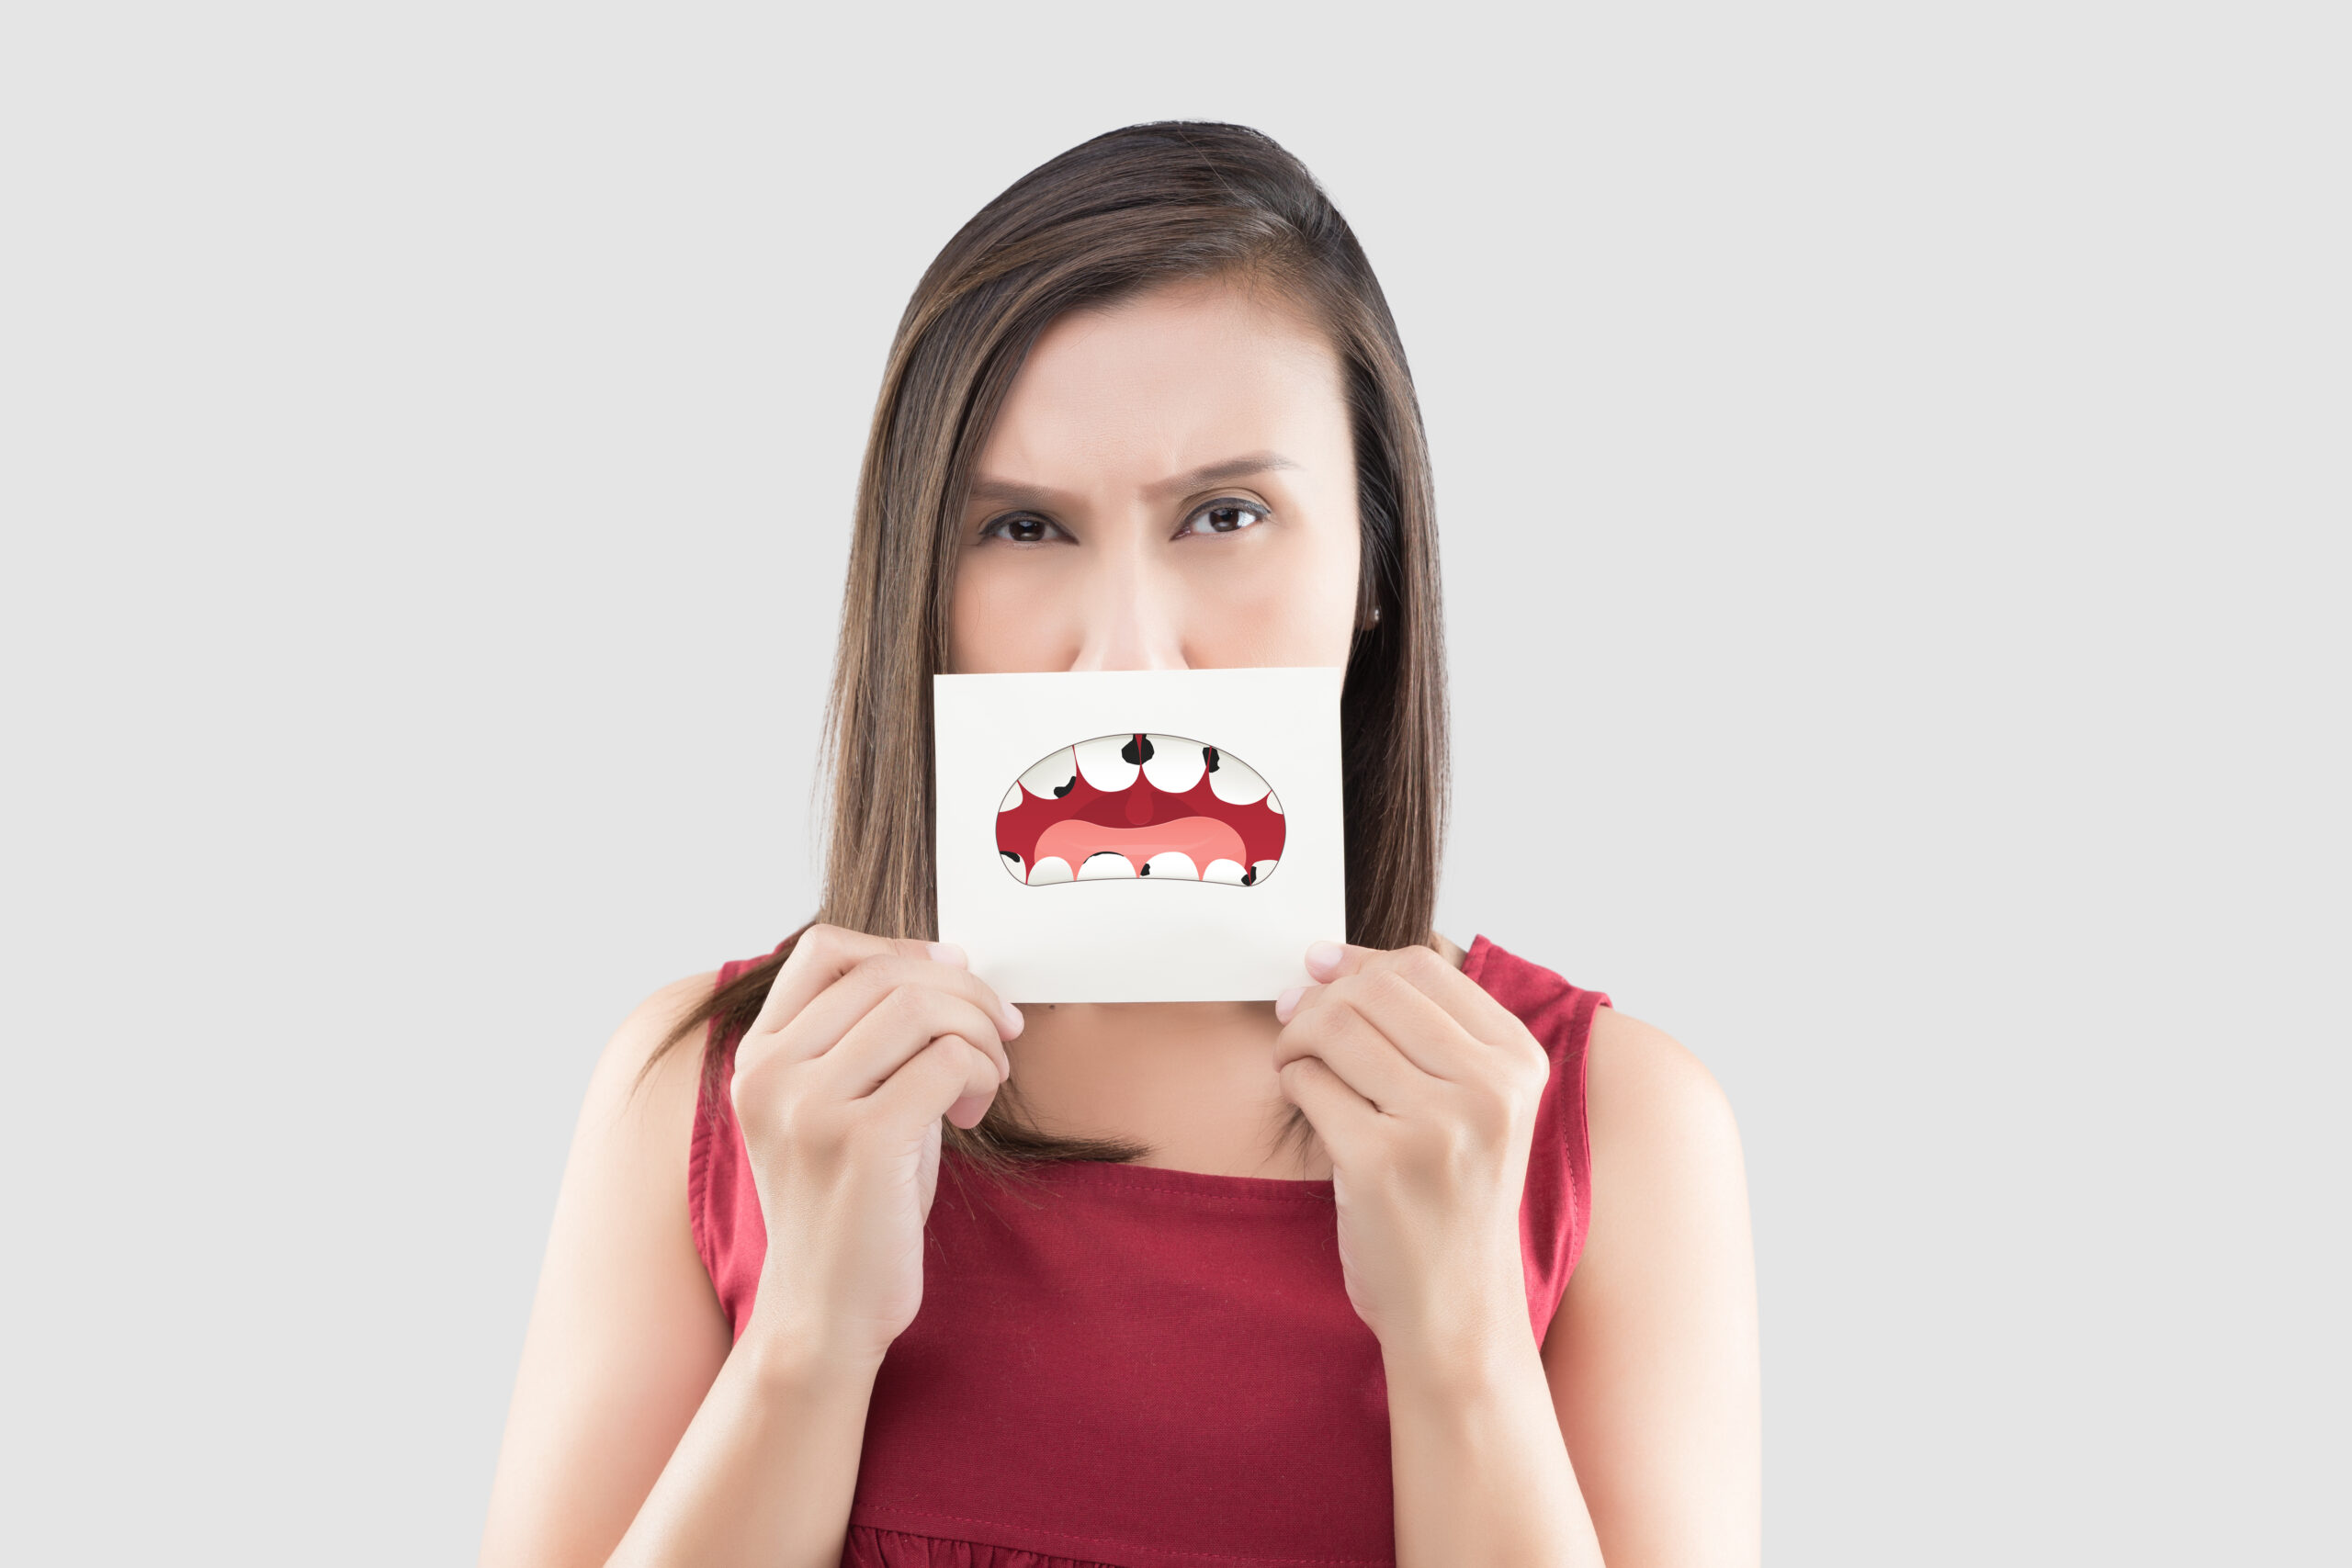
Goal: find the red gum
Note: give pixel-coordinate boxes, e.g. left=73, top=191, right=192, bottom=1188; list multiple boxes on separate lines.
left=996, top=753, right=1286, bottom=874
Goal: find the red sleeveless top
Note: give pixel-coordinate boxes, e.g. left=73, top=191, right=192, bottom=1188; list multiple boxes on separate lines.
left=690, top=935, right=1609, bottom=1568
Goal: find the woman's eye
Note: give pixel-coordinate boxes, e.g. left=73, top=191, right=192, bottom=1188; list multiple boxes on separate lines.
left=980, top=514, right=1066, bottom=545
left=1180, top=499, right=1270, bottom=537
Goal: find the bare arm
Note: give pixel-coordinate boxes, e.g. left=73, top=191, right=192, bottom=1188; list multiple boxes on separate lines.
left=1385, top=1331, right=1603, bottom=1564
left=1363, top=942, right=1598, bottom=1561
left=1277, top=943, right=1757, bottom=1562
left=478, top=974, right=737, bottom=1566
left=1378, top=1008, right=1758, bottom=1565
left=601, top=1323, right=881, bottom=1568
left=479, top=932, right=1012, bottom=1568
left=1542, top=1007, right=1762, bottom=1566
left=473, top=976, right=881, bottom=1568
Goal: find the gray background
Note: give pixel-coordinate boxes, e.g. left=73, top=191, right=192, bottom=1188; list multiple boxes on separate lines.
left=3, top=4, right=2343, bottom=1562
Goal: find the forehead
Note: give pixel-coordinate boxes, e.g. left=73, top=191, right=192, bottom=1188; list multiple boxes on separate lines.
left=978, top=278, right=1349, bottom=485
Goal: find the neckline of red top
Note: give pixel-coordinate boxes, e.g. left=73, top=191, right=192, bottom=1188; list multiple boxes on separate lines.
left=941, top=932, right=1502, bottom=1203
left=1020, top=1160, right=1335, bottom=1199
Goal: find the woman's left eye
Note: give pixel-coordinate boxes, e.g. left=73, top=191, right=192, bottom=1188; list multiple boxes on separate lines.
left=1178, top=499, right=1270, bottom=537
left=978, top=514, right=1069, bottom=545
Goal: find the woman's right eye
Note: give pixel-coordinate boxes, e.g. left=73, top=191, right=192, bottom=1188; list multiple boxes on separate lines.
left=978, top=514, right=1069, bottom=546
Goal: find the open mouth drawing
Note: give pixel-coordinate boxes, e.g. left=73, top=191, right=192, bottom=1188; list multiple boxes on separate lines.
left=997, top=732, right=1285, bottom=886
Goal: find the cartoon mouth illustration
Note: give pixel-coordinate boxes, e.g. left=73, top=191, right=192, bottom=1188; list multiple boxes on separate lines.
left=997, top=733, right=1284, bottom=886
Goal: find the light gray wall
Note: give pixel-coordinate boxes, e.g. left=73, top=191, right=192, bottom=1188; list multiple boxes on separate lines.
left=3, top=4, right=2342, bottom=1562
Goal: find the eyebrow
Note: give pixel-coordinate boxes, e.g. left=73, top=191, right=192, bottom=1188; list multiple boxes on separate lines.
left=965, top=451, right=1300, bottom=512
left=1148, top=452, right=1299, bottom=500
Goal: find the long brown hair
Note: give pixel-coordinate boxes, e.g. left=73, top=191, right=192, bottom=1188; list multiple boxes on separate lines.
left=646, top=121, right=1449, bottom=1174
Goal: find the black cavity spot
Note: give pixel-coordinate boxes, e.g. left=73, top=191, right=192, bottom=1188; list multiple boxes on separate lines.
left=1241, top=866, right=1257, bottom=886
left=1121, top=734, right=1154, bottom=765
left=1204, top=746, right=1220, bottom=773
left=1139, top=863, right=1150, bottom=875
left=1000, top=851, right=1021, bottom=864
left=1052, top=778, right=1074, bottom=798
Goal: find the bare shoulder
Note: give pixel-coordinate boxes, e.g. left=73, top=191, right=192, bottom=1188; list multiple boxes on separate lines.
left=1556, top=1004, right=1757, bottom=1375
left=546, top=966, right=728, bottom=1266
left=573, top=969, right=723, bottom=1149
left=1568, top=1007, right=1753, bottom=1307
left=1544, top=1005, right=1762, bottom=1562
left=478, top=969, right=732, bottom=1565
left=621, top=968, right=726, bottom=1047
left=1582, top=1005, right=1743, bottom=1168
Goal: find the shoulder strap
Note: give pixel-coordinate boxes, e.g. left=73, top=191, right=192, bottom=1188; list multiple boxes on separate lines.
left=688, top=942, right=795, bottom=1340
left=1464, top=935, right=1610, bottom=1344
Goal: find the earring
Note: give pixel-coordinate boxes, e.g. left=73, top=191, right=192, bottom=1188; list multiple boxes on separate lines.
left=1367, top=604, right=1383, bottom=626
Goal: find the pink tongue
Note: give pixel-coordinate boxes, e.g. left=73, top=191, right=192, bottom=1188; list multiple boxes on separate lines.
left=1033, top=816, right=1248, bottom=876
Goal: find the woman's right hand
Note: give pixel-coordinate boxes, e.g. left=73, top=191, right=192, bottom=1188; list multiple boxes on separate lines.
left=728, top=924, right=1021, bottom=1367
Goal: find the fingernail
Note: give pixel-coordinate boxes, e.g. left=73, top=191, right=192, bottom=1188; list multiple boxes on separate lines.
left=1305, top=941, right=1345, bottom=980
left=1274, top=985, right=1305, bottom=1024
left=929, top=942, right=968, bottom=968
left=1000, top=1001, right=1024, bottom=1040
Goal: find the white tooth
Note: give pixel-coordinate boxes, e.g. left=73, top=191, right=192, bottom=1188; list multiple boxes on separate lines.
left=1202, top=858, right=1248, bottom=885
left=1248, top=859, right=1278, bottom=886
left=1076, top=851, right=1136, bottom=880
left=1027, top=856, right=1073, bottom=885
left=1001, top=784, right=1023, bottom=813
left=1074, top=734, right=1140, bottom=793
left=1140, top=733, right=1207, bottom=794
left=1206, top=753, right=1269, bottom=806
left=1265, top=793, right=1282, bottom=815
left=1019, top=748, right=1079, bottom=800
left=1000, top=851, right=1024, bottom=881
left=1142, top=851, right=1199, bottom=880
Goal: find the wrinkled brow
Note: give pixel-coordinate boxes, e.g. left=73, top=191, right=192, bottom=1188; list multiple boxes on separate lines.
left=966, top=452, right=1300, bottom=511
left=1146, top=452, right=1299, bottom=500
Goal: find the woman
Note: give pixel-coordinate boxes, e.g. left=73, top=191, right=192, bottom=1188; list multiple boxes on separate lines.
left=481, top=122, right=1759, bottom=1568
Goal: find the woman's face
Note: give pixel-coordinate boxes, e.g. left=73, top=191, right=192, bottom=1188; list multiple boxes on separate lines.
left=947, top=277, right=1362, bottom=673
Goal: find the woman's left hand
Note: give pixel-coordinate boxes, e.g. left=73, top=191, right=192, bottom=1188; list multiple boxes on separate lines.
left=1273, top=941, right=1553, bottom=1366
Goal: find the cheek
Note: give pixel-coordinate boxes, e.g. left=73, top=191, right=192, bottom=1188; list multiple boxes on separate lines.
left=948, top=556, right=1069, bottom=673
left=1181, top=529, right=1360, bottom=667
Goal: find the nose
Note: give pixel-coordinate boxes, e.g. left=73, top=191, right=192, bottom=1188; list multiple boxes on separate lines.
left=1068, top=539, right=1189, bottom=671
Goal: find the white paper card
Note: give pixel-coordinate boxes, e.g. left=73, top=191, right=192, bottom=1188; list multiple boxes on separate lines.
left=933, top=667, right=1346, bottom=1002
